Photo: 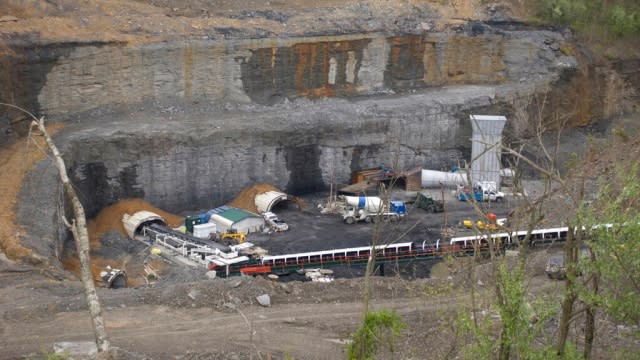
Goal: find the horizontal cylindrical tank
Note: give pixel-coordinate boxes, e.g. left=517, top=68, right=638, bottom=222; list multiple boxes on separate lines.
left=421, top=169, right=469, bottom=188
left=343, top=196, right=384, bottom=212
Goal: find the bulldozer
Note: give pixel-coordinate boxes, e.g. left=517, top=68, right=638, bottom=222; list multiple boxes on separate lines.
left=219, top=229, right=246, bottom=246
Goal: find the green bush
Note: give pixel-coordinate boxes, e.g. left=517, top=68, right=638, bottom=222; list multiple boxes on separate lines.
left=347, top=309, right=405, bottom=360
left=534, top=0, right=640, bottom=38
left=41, top=351, right=70, bottom=360
left=538, top=0, right=594, bottom=24
left=609, top=5, right=640, bottom=37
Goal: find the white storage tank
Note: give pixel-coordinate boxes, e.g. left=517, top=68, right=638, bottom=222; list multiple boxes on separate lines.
left=470, top=115, right=506, bottom=186
left=420, top=169, right=469, bottom=188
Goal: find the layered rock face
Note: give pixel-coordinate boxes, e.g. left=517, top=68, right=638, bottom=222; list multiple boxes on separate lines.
left=7, top=23, right=574, bottom=219
left=3, top=24, right=567, bottom=115
left=60, top=87, right=493, bottom=216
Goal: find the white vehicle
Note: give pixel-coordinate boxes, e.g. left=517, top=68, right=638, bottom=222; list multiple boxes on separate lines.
left=262, top=212, right=289, bottom=232
left=482, top=189, right=505, bottom=202
left=338, top=197, right=407, bottom=224
left=474, top=181, right=503, bottom=201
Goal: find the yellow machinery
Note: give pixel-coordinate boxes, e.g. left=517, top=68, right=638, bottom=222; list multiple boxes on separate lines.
left=463, top=219, right=490, bottom=230
left=463, top=213, right=498, bottom=231
left=476, top=220, right=497, bottom=231
left=220, top=229, right=246, bottom=245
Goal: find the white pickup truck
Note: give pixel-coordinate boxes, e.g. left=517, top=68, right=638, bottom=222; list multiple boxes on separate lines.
left=263, top=212, right=289, bottom=232
left=482, top=189, right=505, bottom=202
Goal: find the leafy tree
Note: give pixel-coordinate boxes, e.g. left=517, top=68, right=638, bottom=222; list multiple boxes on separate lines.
left=553, top=137, right=640, bottom=358
left=583, top=164, right=640, bottom=326
left=609, top=5, right=640, bottom=37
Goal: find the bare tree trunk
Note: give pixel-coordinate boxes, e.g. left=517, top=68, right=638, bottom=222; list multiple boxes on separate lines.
left=556, top=171, right=587, bottom=356
left=584, top=303, right=596, bottom=359
left=556, top=289, right=576, bottom=355
left=362, top=193, right=384, bottom=315
left=556, top=227, right=578, bottom=356
left=31, top=118, right=111, bottom=353
left=584, top=249, right=599, bottom=359
left=362, top=248, right=374, bottom=314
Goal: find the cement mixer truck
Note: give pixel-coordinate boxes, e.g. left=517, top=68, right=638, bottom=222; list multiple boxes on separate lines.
left=340, top=196, right=407, bottom=224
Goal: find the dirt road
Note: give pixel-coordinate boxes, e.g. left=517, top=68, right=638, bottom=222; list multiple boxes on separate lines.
left=0, top=265, right=503, bottom=359
left=3, top=298, right=447, bottom=359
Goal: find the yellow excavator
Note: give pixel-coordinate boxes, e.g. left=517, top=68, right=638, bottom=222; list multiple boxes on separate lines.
left=219, top=229, right=246, bottom=245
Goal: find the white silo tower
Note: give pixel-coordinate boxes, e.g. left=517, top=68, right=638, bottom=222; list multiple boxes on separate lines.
left=469, top=115, right=506, bottom=186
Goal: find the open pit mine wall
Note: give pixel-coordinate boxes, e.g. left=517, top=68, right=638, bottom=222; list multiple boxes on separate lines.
left=10, top=26, right=575, bottom=218
left=32, top=32, right=513, bottom=112
left=61, top=89, right=491, bottom=218
left=7, top=24, right=577, bottom=265
left=1, top=24, right=569, bottom=117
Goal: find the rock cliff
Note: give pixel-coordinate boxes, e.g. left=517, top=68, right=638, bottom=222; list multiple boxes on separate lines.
left=0, top=1, right=588, bottom=264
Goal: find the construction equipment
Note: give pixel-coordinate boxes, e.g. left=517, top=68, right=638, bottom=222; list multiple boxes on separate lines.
left=545, top=254, right=566, bottom=279
left=463, top=213, right=499, bottom=231
left=476, top=182, right=505, bottom=202
left=462, top=219, right=491, bottom=230
left=220, top=229, right=246, bottom=245
left=99, top=266, right=127, bottom=289
left=415, top=192, right=444, bottom=213
left=340, top=196, right=406, bottom=224
left=262, top=212, right=289, bottom=232
left=476, top=220, right=489, bottom=231
left=458, top=181, right=505, bottom=202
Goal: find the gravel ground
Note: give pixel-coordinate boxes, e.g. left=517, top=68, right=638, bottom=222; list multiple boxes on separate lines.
left=136, top=186, right=516, bottom=284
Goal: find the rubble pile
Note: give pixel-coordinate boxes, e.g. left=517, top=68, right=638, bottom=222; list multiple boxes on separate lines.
left=62, top=199, right=183, bottom=286
left=87, top=198, right=183, bottom=245
left=227, top=183, right=282, bottom=213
